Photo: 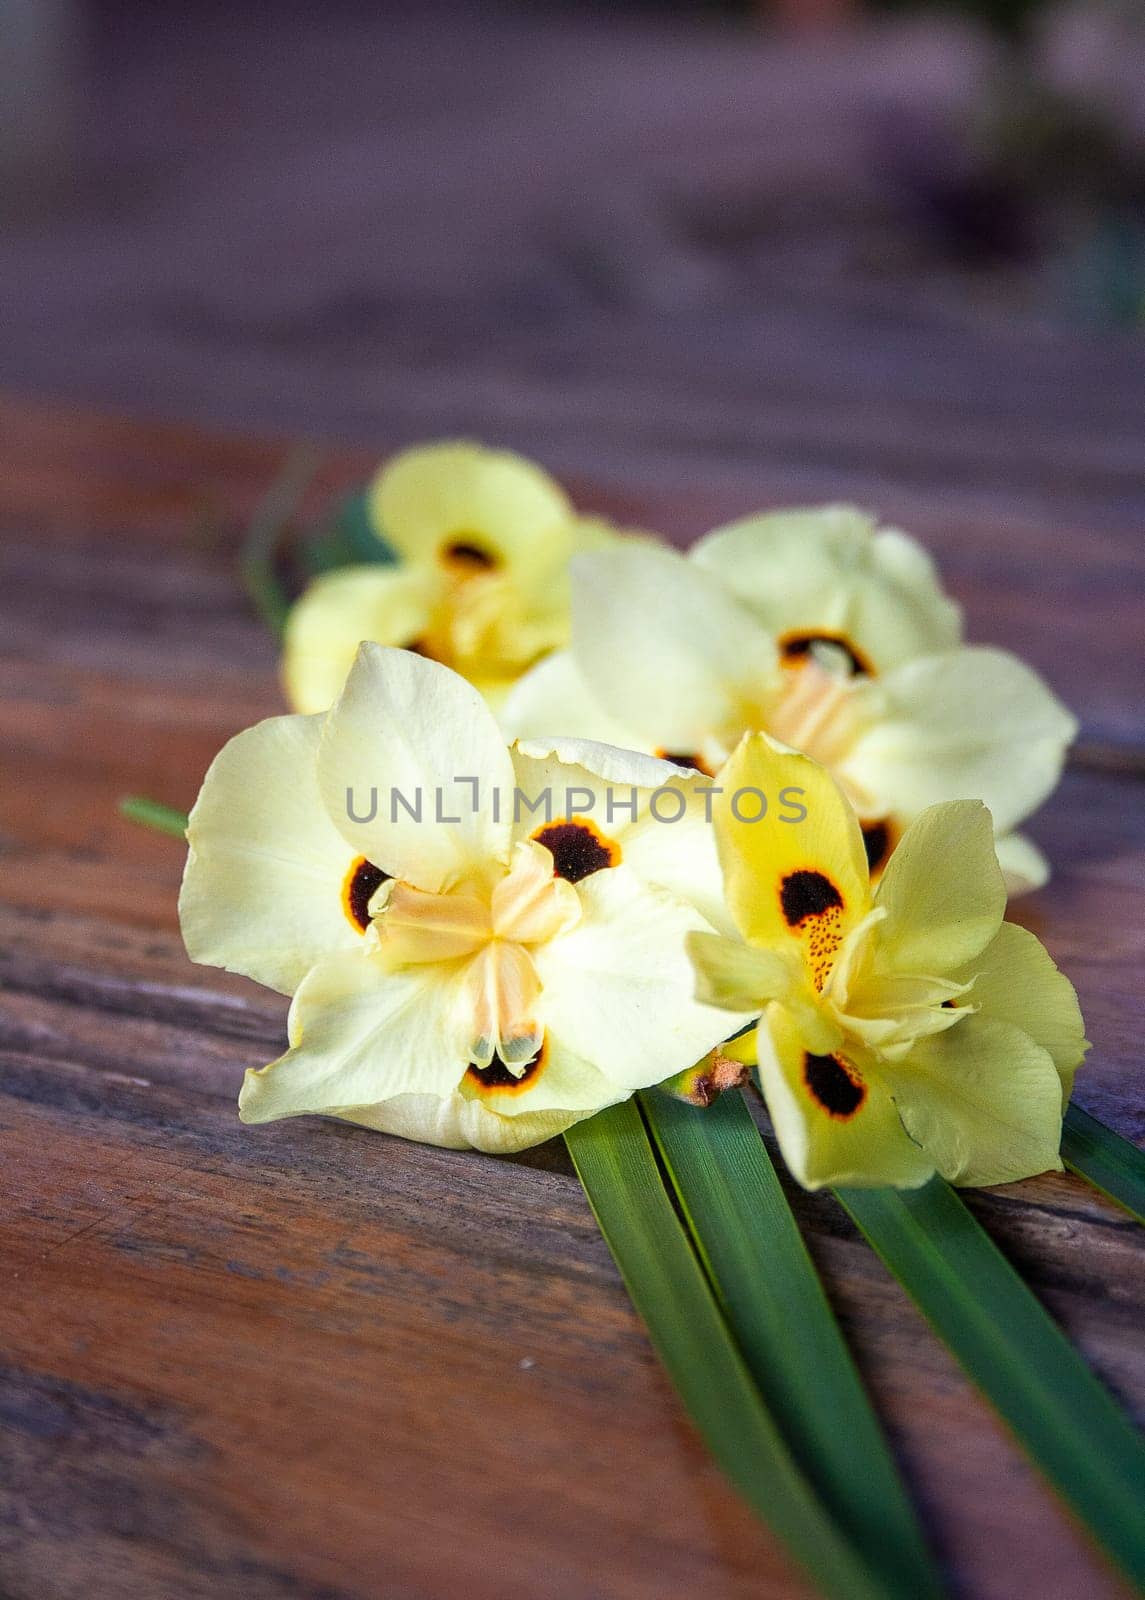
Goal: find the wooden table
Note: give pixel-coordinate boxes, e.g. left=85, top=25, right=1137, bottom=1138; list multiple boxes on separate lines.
left=0, top=395, right=1142, bottom=1600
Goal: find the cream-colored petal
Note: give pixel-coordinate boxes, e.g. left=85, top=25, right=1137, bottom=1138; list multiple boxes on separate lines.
left=496, top=522, right=662, bottom=660
left=333, top=1092, right=590, bottom=1153
left=463, top=941, right=543, bottom=1069
left=179, top=713, right=362, bottom=995
left=318, top=643, right=515, bottom=891
left=374, top=882, right=491, bottom=965
left=689, top=931, right=845, bottom=1055
left=948, top=921, right=1089, bottom=1100
left=512, top=735, right=698, bottom=813
left=994, top=832, right=1050, bottom=896
left=887, top=1014, right=1063, bottom=1187
left=239, top=947, right=470, bottom=1123
left=873, top=800, right=1006, bottom=977
left=842, top=647, right=1077, bottom=836
left=711, top=734, right=872, bottom=972
left=691, top=506, right=962, bottom=673
left=281, top=565, right=437, bottom=714
left=758, top=1006, right=935, bottom=1191
left=570, top=515, right=660, bottom=553
left=490, top=839, right=580, bottom=945
left=688, top=931, right=793, bottom=1014
left=843, top=970, right=974, bottom=1060
left=763, top=659, right=865, bottom=783
left=570, top=543, right=780, bottom=753
left=510, top=738, right=733, bottom=933
left=435, top=565, right=566, bottom=679
left=533, top=866, right=746, bottom=1090
left=499, top=651, right=647, bottom=748
left=370, top=441, right=573, bottom=577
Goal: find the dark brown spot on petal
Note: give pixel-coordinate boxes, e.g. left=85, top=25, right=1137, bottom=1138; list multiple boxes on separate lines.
left=803, top=1051, right=867, bottom=1120
left=780, top=630, right=873, bottom=677
left=342, top=857, right=391, bottom=932
left=782, top=870, right=846, bottom=990
left=861, top=819, right=892, bottom=874
left=780, top=869, right=844, bottom=926
left=654, top=749, right=715, bottom=778
left=532, top=819, right=620, bottom=883
left=466, top=1038, right=547, bottom=1095
left=442, top=537, right=498, bottom=573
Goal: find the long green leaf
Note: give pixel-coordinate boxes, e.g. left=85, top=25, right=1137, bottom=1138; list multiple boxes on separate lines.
left=1062, top=1104, right=1145, bottom=1225
left=836, top=1177, right=1145, bottom=1590
left=566, top=1103, right=888, bottom=1600
left=642, top=1089, right=943, bottom=1600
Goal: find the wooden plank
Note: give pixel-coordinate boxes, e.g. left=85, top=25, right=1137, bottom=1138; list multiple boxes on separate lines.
left=0, top=1052, right=1136, bottom=1600
left=0, top=1054, right=801, bottom=1600
left=0, top=397, right=1142, bottom=1600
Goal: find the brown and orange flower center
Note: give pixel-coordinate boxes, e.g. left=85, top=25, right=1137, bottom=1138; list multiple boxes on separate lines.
left=531, top=819, right=621, bottom=883
left=779, top=630, right=872, bottom=678
left=654, top=749, right=716, bottom=778
left=802, top=1050, right=867, bottom=1120
left=465, top=1037, right=548, bottom=1096
left=440, top=535, right=499, bottom=574
left=780, top=868, right=846, bottom=991
left=860, top=818, right=897, bottom=875
left=342, top=857, right=392, bottom=932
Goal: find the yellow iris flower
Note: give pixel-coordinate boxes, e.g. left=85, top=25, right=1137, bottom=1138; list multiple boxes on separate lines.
left=689, top=734, right=1089, bottom=1190
left=282, top=441, right=632, bottom=714
left=502, top=507, right=1076, bottom=893
left=180, top=644, right=745, bottom=1153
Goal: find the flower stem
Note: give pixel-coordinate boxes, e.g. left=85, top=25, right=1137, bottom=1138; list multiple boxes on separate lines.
left=240, top=447, right=320, bottom=639
left=119, top=796, right=190, bottom=838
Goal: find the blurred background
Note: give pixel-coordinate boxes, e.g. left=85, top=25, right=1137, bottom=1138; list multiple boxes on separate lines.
left=1, top=0, right=1143, bottom=515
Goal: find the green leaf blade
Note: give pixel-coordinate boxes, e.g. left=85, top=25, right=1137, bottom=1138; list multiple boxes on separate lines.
left=641, top=1089, right=943, bottom=1600
left=303, top=489, right=399, bottom=575
left=566, top=1102, right=889, bottom=1600
left=1062, top=1104, right=1145, bottom=1225
left=836, top=1177, right=1145, bottom=1591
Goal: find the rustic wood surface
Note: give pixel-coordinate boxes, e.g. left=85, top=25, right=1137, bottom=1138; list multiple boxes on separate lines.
left=1, top=4, right=1144, bottom=1595
left=0, top=396, right=1142, bottom=1600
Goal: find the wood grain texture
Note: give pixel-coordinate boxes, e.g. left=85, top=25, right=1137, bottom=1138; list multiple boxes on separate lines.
left=0, top=397, right=1142, bottom=1600
left=3, top=11, right=1144, bottom=1592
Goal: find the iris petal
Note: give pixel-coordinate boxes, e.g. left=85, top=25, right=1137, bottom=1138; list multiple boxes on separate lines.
left=179, top=712, right=362, bottom=996
left=757, top=1007, right=935, bottom=1191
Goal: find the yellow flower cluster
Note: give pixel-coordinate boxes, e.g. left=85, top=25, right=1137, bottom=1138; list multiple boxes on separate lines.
left=283, top=442, right=640, bottom=714
left=181, top=441, right=1086, bottom=1187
